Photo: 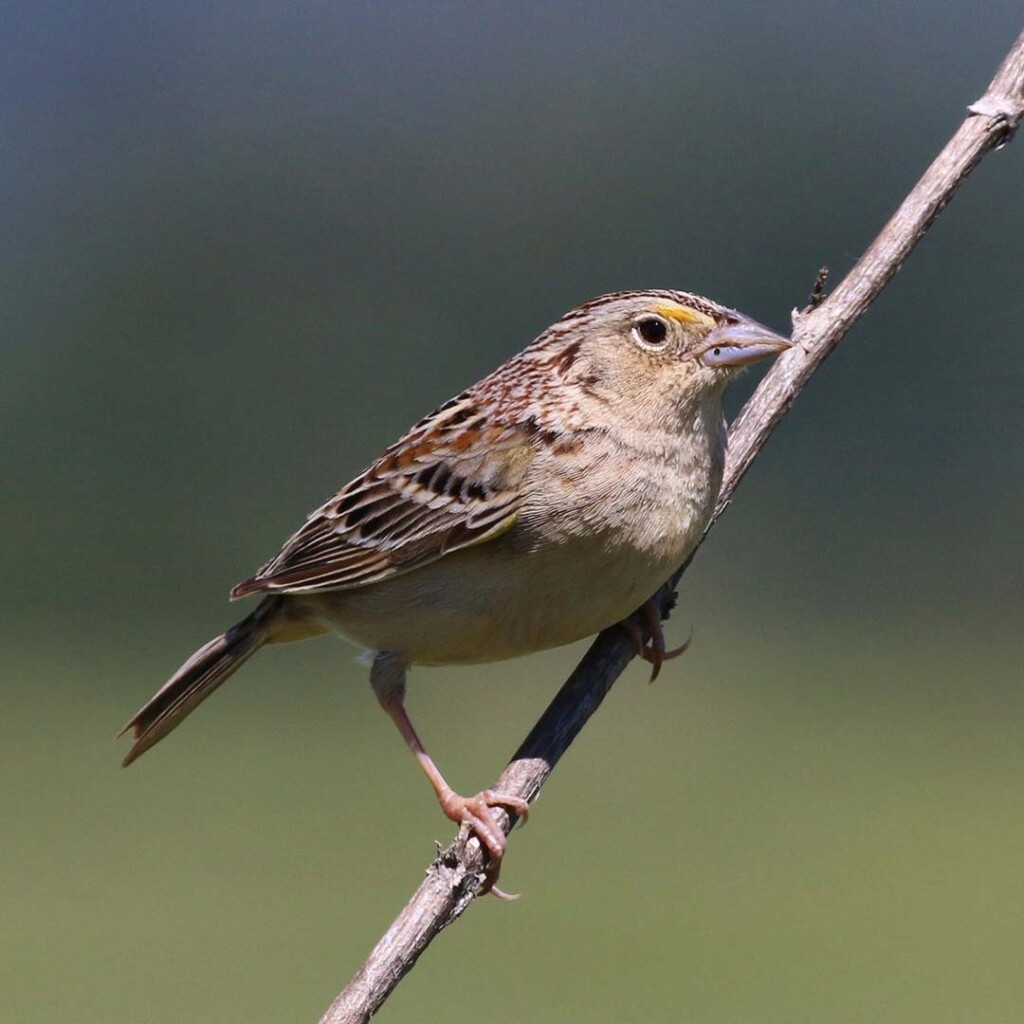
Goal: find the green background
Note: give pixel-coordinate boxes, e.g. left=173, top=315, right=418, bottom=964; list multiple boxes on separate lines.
left=4, top=4, right=1023, bottom=1022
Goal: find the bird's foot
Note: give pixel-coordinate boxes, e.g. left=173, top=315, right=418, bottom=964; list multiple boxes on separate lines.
left=436, top=788, right=530, bottom=897
left=621, top=599, right=690, bottom=682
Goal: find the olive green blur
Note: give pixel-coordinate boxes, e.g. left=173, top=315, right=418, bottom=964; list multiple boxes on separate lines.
left=4, top=4, right=1023, bottom=1022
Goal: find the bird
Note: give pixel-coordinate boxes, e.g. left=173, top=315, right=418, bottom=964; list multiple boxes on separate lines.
left=120, top=289, right=790, bottom=881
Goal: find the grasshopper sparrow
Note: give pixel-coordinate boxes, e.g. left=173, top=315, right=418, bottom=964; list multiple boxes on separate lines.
left=122, top=290, right=789, bottom=874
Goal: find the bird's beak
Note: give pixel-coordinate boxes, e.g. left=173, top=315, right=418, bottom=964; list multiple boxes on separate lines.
left=697, top=315, right=792, bottom=369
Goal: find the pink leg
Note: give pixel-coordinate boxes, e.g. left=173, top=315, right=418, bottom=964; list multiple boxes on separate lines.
left=371, top=652, right=529, bottom=893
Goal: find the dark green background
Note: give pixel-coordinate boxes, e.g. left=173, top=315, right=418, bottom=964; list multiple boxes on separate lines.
left=4, top=4, right=1022, bottom=1021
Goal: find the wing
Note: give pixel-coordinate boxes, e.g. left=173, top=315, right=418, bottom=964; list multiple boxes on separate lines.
left=230, top=400, right=536, bottom=598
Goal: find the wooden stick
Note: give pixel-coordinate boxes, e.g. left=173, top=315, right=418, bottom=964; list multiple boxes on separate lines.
left=319, top=29, right=1024, bottom=1024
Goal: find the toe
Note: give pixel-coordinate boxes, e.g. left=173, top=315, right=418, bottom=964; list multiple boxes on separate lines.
left=482, top=789, right=530, bottom=825
left=620, top=618, right=647, bottom=658
left=463, top=806, right=507, bottom=863
left=663, top=636, right=692, bottom=660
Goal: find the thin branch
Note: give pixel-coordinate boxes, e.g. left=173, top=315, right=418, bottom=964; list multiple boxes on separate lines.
left=319, top=30, right=1024, bottom=1024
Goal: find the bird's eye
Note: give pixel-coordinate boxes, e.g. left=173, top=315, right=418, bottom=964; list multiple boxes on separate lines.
left=632, top=316, right=668, bottom=348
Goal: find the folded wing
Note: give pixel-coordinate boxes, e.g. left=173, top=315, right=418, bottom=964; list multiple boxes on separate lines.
left=231, top=399, right=535, bottom=598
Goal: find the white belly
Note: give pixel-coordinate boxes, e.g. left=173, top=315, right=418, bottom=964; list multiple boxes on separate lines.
left=300, top=536, right=677, bottom=664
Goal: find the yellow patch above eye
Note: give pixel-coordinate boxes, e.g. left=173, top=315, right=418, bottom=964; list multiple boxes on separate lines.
left=654, top=304, right=716, bottom=329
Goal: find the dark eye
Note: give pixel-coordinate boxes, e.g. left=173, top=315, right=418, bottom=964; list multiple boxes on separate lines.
left=632, top=316, right=668, bottom=347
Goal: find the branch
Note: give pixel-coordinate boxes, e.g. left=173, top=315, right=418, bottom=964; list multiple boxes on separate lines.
left=319, top=30, right=1024, bottom=1024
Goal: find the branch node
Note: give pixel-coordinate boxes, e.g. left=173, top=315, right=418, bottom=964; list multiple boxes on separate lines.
left=968, top=94, right=1023, bottom=148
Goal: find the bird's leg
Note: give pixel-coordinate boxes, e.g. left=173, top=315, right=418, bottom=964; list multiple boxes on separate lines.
left=370, top=652, right=529, bottom=892
left=621, top=598, right=691, bottom=682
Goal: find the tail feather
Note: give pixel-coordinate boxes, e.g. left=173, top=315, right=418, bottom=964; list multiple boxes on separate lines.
left=120, top=597, right=282, bottom=767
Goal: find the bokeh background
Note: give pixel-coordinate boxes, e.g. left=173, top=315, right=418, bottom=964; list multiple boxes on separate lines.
left=4, top=4, right=1023, bottom=1022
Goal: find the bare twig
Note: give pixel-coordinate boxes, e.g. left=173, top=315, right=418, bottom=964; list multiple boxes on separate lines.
left=319, top=30, right=1024, bottom=1024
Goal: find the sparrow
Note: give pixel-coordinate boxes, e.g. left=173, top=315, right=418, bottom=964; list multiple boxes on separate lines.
left=121, top=289, right=790, bottom=879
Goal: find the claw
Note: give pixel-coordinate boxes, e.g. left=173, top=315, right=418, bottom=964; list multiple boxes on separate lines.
left=489, top=884, right=522, bottom=901
left=621, top=598, right=690, bottom=681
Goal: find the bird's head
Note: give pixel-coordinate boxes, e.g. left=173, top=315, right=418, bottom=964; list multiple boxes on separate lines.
left=539, top=289, right=791, bottom=430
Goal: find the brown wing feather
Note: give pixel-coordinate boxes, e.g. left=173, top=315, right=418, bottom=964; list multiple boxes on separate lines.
left=231, top=400, right=535, bottom=599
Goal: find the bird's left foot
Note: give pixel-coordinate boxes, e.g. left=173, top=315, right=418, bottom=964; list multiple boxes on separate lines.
left=621, top=598, right=690, bottom=681
left=436, top=787, right=530, bottom=898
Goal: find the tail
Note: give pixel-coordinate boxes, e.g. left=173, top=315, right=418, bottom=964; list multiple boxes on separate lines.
left=120, top=596, right=283, bottom=767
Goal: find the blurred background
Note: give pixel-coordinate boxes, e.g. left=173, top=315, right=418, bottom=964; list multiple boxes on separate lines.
left=3, top=4, right=1023, bottom=1022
